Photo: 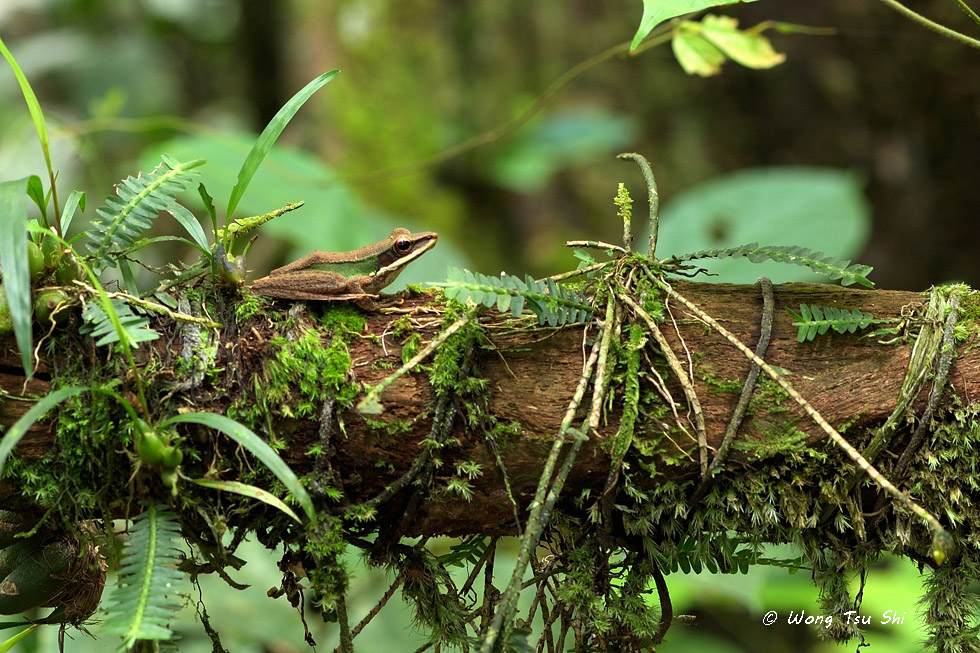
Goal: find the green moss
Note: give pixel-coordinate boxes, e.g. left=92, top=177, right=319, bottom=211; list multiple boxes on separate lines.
left=234, top=328, right=356, bottom=426
left=303, top=515, right=349, bottom=611
left=733, top=424, right=809, bottom=462
left=747, top=376, right=791, bottom=414
left=363, top=415, right=414, bottom=441
left=700, top=364, right=744, bottom=394
left=401, top=331, right=422, bottom=364
left=234, top=291, right=262, bottom=322
left=315, top=303, right=367, bottom=335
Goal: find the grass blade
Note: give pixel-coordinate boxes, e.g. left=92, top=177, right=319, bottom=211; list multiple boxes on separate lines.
left=0, top=179, right=33, bottom=376
left=0, top=35, right=58, bottom=220
left=59, top=190, right=86, bottom=235
left=225, top=70, right=340, bottom=221
left=0, top=625, right=38, bottom=649
left=161, top=412, right=314, bottom=521
left=190, top=478, right=301, bottom=523
left=0, top=386, right=88, bottom=476
left=169, top=203, right=210, bottom=254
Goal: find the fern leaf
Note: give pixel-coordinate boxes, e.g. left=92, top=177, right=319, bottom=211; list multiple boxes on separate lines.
left=670, top=244, right=874, bottom=288
left=103, top=503, right=185, bottom=649
left=433, top=268, right=593, bottom=325
left=85, top=156, right=205, bottom=271
left=79, top=298, right=159, bottom=347
left=787, top=304, right=878, bottom=342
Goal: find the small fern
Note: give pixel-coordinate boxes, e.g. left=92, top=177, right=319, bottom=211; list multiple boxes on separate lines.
left=103, top=503, right=186, bottom=649
left=80, top=298, right=159, bottom=347
left=434, top=268, right=592, bottom=326
left=787, top=304, right=878, bottom=342
left=668, top=243, right=875, bottom=288
left=84, top=155, right=205, bottom=271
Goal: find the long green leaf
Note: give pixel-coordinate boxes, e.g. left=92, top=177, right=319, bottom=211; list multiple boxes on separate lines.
left=102, top=503, right=184, bottom=648
left=225, top=70, right=340, bottom=221
left=59, top=189, right=86, bottom=235
left=0, top=625, right=38, bottom=650
left=191, top=478, right=302, bottom=523
left=168, top=203, right=210, bottom=254
left=631, top=0, right=752, bottom=50
left=0, top=36, right=55, bottom=199
left=0, top=179, right=33, bottom=376
left=161, top=412, right=315, bottom=521
left=0, top=387, right=88, bottom=476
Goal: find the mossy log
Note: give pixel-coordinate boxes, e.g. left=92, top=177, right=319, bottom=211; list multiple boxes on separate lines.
left=0, top=281, right=977, bottom=540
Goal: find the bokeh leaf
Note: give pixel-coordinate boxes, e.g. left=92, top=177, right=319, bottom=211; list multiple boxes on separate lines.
left=0, top=179, right=33, bottom=376
left=656, top=167, right=871, bottom=284
left=700, top=15, right=786, bottom=69
left=631, top=0, right=753, bottom=50
left=672, top=30, right=726, bottom=76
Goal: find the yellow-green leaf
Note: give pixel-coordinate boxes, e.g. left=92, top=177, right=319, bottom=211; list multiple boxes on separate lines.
left=700, top=14, right=786, bottom=69
left=191, top=478, right=302, bottom=523
left=672, top=29, right=726, bottom=76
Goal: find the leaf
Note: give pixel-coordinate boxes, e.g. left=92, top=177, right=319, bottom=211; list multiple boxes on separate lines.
left=699, top=14, right=786, bottom=69
left=0, top=178, right=33, bottom=376
left=168, top=203, right=210, bottom=254
left=197, top=183, right=217, bottom=235
left=789, top=304, right=880, bottom=342
left=60, top=190, right=86, bottom=235
left=631, top=0, right=751, bottom=50
left=0, top=387, right=88, bottom=476
left=657, top=168, right=871, bottom=284
left=431, top=268, right=592, bottom=326
left=80, top=299, right=159, bottom=347
left=672, top=30, right=726, bottom=76
left=84, top=156, right=205, bottom=270
left=102, top=503, right=185, bottom=648
left=0, top=36, right=54, bottom=182
left=161, top=412, right=315, bottom=521
left=226, top=70, right=340, bottom=219
left=0, top=625, right=38, bottom=650
left=25, top=175, right=46, bottom=216
left=191, top=478, right=302, bottom=523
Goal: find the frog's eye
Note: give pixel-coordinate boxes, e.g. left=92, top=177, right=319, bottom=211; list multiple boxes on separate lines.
left=393, top=238, right=413, bottom=254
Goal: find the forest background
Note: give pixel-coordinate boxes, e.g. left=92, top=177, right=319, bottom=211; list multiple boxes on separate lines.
left=1, top=0, right=979, bottom=651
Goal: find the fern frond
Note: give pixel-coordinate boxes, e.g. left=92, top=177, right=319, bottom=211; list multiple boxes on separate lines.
left=84, top=156, right=205, bottom=270
left=669, top=244, right=874, bottom=288
left=787, top=304, right=878, bottom=342
left=80, top=298, right=159, bottom=347
left=103, top=503, right=185, bottom=649
left=434, top=268, right=592, bottom=326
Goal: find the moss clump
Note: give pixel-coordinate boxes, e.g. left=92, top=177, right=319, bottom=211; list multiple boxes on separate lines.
left=231, top=327, right=357, bottom=429
left=303, top=515, right=350, bottom=612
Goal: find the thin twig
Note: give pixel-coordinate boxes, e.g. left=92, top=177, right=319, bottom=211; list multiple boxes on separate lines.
left=709, top=277, right=774, bottom=473
left=345, top=32, right=673, bottom=187
left=649, top=271, right=946, bottom=537
left=689, top=277, right=774, bottom=506
left=72, top=281, right=222, bottom=327
left=952, top=0, right=980, bottom=28
left=479, top=339, right=602, bottom=652
left=621, top=293, right=709, bottom=477
left=876, top=0, right=980, bottom=49
left=357, top=310, right=476, bottom=414
left=616, top=153, right=660, bottom=258
left=892, top=293, right=960, bottom=478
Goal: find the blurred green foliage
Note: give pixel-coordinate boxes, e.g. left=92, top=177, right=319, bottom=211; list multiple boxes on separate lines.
left=2, top=0, right=978, bottom=650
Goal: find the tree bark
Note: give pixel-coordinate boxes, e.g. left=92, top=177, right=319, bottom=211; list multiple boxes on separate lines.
left=1, top=281, right=975, bottom=536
